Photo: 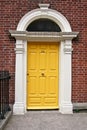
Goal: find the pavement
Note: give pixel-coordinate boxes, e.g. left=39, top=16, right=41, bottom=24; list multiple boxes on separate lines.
left=4, top=111, right=87, bottom=130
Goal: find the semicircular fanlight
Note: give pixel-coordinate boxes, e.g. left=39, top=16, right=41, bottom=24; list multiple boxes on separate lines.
left=26, top=19, right=61, bottom=32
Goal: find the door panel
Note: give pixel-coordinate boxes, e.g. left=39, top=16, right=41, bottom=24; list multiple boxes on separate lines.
left=29, top=52, right=37, bottom=69
left=39, top=51, right=47, bottom=70
left=27, top=42, right=59, bottom=109
left=49, top=77, right=56, bottom=94
left=39, top=76, right=46, bottom=94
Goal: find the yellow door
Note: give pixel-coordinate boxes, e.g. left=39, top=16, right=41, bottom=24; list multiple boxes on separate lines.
left=27, top=42, right=59, bottom=109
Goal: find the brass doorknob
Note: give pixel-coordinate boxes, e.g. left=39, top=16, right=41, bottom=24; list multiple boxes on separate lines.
left=41, top=73, right=44, bottom=76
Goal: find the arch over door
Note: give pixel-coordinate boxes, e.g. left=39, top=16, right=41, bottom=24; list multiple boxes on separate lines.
left=27, top=42, right=59, bottom=109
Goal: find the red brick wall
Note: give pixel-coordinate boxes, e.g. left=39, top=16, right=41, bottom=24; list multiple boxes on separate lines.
left=0, top=0, right=87, bottom=103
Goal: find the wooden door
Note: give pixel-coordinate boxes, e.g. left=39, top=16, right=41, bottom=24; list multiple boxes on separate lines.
left=27, top=42, right=59, bottom=109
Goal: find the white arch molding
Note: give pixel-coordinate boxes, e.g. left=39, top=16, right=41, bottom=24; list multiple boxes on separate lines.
left=10, top=4, right=78, bottom=114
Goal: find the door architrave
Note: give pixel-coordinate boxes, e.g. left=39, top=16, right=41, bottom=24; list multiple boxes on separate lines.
left=9, top=4, right=78, bottom=114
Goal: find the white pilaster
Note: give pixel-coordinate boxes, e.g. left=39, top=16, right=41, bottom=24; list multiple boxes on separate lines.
left=13, top=40, right=25, bottom=115
left=59, top=40, right=73, bottom=114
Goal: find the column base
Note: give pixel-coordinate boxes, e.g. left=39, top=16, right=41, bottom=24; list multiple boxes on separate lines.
left=59, top=102, right=73, bottom=114
left=13, top=102, right=25, bottom=115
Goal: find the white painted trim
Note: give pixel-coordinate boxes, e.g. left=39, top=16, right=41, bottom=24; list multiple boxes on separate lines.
left=9, top=31, right=79, bottom=41
left=11, top=5, right=78, bottom=115
left=17, top=8, right=71, bottom=32
left=59, top=40, right=73, bottom=114
left=39, top=4, right=50, bottom=9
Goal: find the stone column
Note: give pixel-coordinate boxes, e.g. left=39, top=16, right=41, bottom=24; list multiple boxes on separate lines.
left=59, top=40, right=73, bottom=114
left=13, top=40, right=25, bottom=115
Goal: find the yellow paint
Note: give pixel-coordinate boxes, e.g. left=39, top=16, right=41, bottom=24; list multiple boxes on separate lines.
left=27, top=42, right=59, bottom=109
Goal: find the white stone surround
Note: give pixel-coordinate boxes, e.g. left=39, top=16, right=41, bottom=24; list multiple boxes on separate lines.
left=10, top=4, right=78, bottom=114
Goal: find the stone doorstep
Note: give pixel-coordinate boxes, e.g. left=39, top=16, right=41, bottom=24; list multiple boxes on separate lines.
left=0, top=110, right=12, bottom=130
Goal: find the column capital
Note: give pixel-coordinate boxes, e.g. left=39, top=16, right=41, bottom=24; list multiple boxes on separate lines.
left=63, top=40, right=73, bottom=54
left=15, top=40, right=24, bottom=54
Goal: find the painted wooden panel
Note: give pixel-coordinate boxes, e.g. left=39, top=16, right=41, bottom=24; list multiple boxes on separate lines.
left=27, top=42, right=59, bottom=109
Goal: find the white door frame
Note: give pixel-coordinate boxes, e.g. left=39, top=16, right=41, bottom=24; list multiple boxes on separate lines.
left=9, top=4, right=78, bottom=114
